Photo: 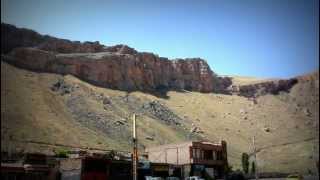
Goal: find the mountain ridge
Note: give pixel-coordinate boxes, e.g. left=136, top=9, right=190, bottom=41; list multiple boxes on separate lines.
left=1, top=23, right=300, bottom=98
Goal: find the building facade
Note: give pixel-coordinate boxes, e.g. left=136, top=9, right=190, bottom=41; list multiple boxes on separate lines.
left=145, top=141, right=228, bottom=178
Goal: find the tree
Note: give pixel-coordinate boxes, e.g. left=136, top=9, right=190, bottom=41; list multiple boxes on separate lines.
left=251, top=161, right=256, bottom=175
left=241, top=153, right=249, bottom=174
left=54, top=148, right=69, bottom=158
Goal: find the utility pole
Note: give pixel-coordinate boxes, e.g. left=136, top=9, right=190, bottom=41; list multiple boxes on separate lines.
left=252, top=136, right=259, bottom=180
left=132, top=114, right=138, bottom=180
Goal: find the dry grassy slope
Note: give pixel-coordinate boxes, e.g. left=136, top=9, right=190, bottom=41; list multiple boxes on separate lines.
left=1, top=61, right=192, bottom=153
left=226, top=75, right=273, bottom=86
left=1, top=61, right=318, bottom=174
left=1, top=61, right=125, bottom=153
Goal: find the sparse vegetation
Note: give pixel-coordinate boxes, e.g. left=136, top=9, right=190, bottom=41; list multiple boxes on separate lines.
left=54, top=148, right=69, bottom=158
left=1, top=61, right=318, bottom=173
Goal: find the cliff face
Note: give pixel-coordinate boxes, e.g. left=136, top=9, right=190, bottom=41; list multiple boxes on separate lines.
left=1, top=23, right=299, bottom=96
left=3, top=47, right=214, bottom=93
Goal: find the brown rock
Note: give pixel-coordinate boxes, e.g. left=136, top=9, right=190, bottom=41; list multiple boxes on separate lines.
left=236, top=79, right=298, bottom=98
left=103, top=44, right=137, bottom=55
left=263, top=127, right=271, bottom=133
left=4, top=47, right=215, bottom=93
left=102, top=97, right=111, bottom=105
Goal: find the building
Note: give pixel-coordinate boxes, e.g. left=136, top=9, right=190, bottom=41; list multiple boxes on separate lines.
left=59, top=150, right=152, bottom=180
left=1, top=153, right=59, bottom=180
left=1, top=150, right=155, bottom=180
left=145, top=141, right=228, bottom=179
left=59, top=151, right=133, bottom=180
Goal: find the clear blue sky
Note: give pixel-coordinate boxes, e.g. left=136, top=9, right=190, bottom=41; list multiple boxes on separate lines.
left=1, top=0, right=319, bottom=78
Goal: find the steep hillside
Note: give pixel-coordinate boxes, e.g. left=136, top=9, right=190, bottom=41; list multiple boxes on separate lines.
left=1, top=61, right=318, bottom=173
left=1, top=61, right=201, bottom=153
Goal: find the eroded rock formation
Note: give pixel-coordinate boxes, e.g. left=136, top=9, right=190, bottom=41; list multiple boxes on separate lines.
left=3, top=47, right=215, bottom=93
left=1, top=23, right=299, bottom=96
left=236, top=79, right=298, bottom=97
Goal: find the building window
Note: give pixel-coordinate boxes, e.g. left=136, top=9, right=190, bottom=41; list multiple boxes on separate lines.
left=196, top=149, right=200, bottom=159
left=213, top=151, right=217, bottom=160
left=203, top=150, right=213, bottom=160
left=216, top=151, right=222, bottom=160
left=192, top=148, right=196, bottom=159
left=192, top=148, right=202, bottom=159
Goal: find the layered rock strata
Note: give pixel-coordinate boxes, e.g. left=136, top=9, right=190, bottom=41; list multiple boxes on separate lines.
left=1, top=23, right=298, bottom=96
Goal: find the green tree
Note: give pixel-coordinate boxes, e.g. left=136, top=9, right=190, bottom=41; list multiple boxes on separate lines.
left=54, top=148, right=69, bottom=158
left=251, top=161, right=256, bottom=175
left=241, top=153, right=249, bottom=174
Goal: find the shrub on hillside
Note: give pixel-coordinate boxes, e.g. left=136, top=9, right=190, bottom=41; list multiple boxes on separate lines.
left=54, top=149, right=69, bottom=158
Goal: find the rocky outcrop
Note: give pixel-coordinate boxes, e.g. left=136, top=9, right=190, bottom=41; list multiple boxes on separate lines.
left=103, top=44, right=138, bottom=55
left=231, top=79, right=298, bottom=97
left=212, top=75, right=298, bottom=97
left=1, top=23, right=299, bottom=96
left=3, top=47, right=215, bottom=93
left=212, top=76, right=233, bottom=94
left=141, top=101, right=182, bottom=125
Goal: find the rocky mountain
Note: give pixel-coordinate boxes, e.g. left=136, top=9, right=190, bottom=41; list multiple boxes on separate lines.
left=1, top=23, right=298, bottom=97
left=1, top=23, right=319, bottom=174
